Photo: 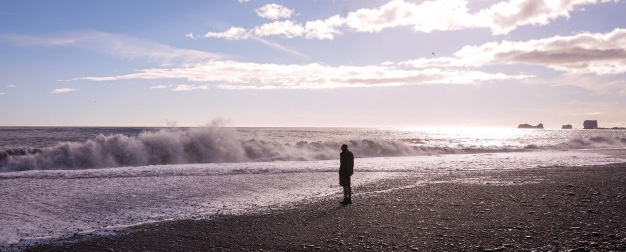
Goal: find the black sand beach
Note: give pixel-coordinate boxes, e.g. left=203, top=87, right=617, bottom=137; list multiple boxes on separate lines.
left=26, top=164, right=626, bottom=251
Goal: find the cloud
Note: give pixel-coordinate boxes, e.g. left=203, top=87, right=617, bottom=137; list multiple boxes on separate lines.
left=74, top=60, right=530, bottom=90
left=203, top=0, right=616, bottom=40
left=173, top=84, right=210, bottom=91
left=253, top=20, right=304, bottom=38
left=402, top=28, right=626, bottom=75
left=203, top=27, right=249, bottom=40
left=475, top=0, right=619, bottom=35
left=150, top=85, right=168, bottom=89
left=304, top=15, right=345, bottom=40
left=255, top=4, right=295, bottom=20
left=202, top=16, right=343, bottom=41
left=6, top=84, right=16, bottom=88
left=2, top=31, right=224, bottom=65
left=238, top=0, right=249, bottom=2
left=201, top=26, right=308, bottom=58
left=0, top=92, right=5, bottom=95
left=52, top=88, right=77, bottom=94
left=343, top=0, right=476, bottom=33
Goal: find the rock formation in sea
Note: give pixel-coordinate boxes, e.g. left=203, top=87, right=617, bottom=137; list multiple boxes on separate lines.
left=561, top=124, right=573, bottom=129
left=518, top=123, right=544, bottom=129
left=583, top=120, right=598, bottom=129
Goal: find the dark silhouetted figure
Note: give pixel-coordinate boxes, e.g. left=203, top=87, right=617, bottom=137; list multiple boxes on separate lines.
left=339, top=144, right=354, bottom=205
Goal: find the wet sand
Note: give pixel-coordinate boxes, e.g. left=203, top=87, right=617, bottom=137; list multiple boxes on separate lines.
left=24, top=164, right=626, bottom=251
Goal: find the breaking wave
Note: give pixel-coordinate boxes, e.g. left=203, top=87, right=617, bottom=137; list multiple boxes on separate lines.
left=1, top=127, right=625, bottom=172
left=556, top=136, right=626, bottom=149
left=0, top=127, right=496, bottom=172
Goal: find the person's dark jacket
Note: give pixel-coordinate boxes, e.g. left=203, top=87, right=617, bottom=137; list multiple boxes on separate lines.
left=339, top=151, right=354, bottom=177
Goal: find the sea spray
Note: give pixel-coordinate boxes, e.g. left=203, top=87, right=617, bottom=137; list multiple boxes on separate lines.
left=1, top=126, right=247, bottom=172
left=2, top=127, right=626, bottom=172
left=557, top=136, right=626, bottom=149
left=1, top=126, right=484, bottom=172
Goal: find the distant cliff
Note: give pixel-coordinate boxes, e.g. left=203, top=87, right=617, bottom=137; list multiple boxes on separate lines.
left=518, top=123, right=544, bottom=129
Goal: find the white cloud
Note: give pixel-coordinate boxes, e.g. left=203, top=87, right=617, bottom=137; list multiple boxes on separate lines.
left=184, top=33, right=195, bottom=39
left=475, top=0, right=615, bottom=35
left=150, top=85, right=168, bottom=89
left=203, top=27, right=249, bottom=40
left=52, top=88, right=77, bottom=94
left=2, top=31, right=223, bottom=65
left=238, top=0, right=249, bottom=2
left=305, top=15, right=345, bottom=40
left=201, top=25, right=308, bottom=57
left=0, top=92, right=5, bottom=95
left=402, top=28, right=626, bottom=75
left=203, top=0, right=616, bottom=40
left=74, top=60, right=530, bottom=90
left=173, top=84, right=210, bottom=91
left=255, top=4, right=295, bottom=20
left=253, top=20, right=305, bottom=38
left=344, top=0, right=476, bottom=33
left=204, top=22, right=307, bottom=40
left=6, top=84, right=16, bottom=88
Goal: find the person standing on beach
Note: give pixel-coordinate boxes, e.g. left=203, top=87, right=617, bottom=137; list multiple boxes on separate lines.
left=339, top=144, right=354, bottom=205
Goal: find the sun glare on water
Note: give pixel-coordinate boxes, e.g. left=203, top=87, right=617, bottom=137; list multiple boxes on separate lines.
left=401, top=127, right=541, bottom=149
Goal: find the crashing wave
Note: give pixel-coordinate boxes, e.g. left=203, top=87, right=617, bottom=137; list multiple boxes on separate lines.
left=0, top=127, right=484, bottom=172
left=2, top=127, right=625, bottom=172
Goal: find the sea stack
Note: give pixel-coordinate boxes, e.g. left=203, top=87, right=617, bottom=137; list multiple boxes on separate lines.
left=562, top=124, right=573, bottom=129
left=583, top=120, right=598, bottom=129
left=518, top=123, right=544, bottom=129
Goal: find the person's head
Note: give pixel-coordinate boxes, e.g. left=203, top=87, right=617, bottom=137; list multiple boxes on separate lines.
left=341, top=144, right=348, bottom=152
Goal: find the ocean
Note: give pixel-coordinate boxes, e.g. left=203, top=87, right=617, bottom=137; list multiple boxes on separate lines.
left=1, top=127, right=626, bottom=248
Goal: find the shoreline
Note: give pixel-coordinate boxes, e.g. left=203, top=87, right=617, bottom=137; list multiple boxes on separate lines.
left=20, top=163, right=626, bottom=251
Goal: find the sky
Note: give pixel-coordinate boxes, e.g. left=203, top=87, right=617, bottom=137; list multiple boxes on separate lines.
left=0, top=0, right=625, bottom=128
